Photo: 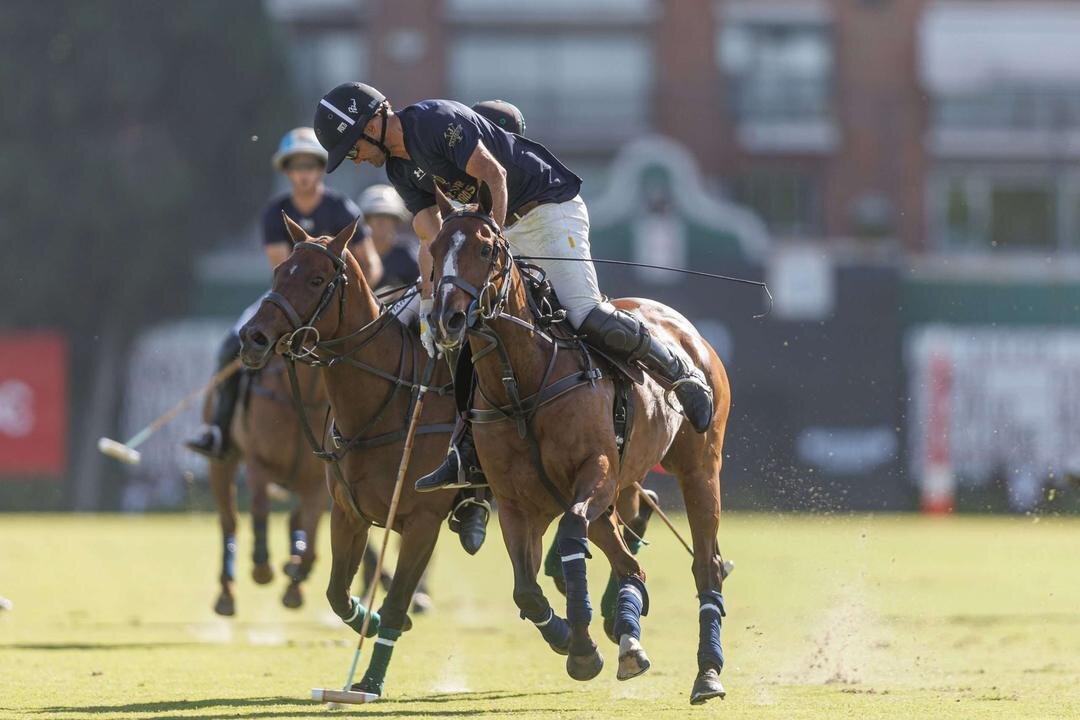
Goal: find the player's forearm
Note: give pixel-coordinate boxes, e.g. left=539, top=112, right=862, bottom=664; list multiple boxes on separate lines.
left=465, top=143, right=508, bottom=227
left=412, top=207, right=442, bottom=299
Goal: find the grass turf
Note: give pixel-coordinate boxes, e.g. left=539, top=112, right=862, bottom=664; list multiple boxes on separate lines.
left=0, top=512, right=1078, bottom=719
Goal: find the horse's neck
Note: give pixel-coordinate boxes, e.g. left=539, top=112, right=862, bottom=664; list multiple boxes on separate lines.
left=469, top=266, right=553, bottom=403
left=320, top=267, right=408, bottom=433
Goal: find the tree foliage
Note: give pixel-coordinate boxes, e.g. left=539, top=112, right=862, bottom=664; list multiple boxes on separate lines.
left=0, top=0, right=296, bottom=334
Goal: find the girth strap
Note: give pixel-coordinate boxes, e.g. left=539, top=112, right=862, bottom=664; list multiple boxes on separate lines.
left=467, top=368, right=602, bottom=424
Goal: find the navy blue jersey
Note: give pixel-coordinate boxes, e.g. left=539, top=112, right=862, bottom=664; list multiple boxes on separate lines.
left=385, top=99, right=580, bottom=216
left=379, top=240, right=421, bottom=288
left=261, top=188, right=366, bottom=246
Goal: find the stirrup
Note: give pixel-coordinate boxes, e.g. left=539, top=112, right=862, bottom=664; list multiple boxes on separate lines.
left=448, top=495, right=492, bottom=534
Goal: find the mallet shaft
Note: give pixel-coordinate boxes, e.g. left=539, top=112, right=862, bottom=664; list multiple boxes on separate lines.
left=128, top=358, right=243, bottom=448
left=633, top=481, right=694, bottom=557
left=350, top=389, right=428, bottom=666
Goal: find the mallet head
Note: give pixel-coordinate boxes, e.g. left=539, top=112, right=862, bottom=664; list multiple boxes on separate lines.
left=97, top=437, right=141, bottom=465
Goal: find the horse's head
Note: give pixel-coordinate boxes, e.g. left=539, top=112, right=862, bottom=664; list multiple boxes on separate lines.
left=428, top=189, right=508, bottom=351
left=239, top=214, right=361, bottom=369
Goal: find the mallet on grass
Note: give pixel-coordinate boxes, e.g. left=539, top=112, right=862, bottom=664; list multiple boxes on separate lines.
left=312, top=387, right=428, bottom=707
left=97, top=358, right=242, bottom=465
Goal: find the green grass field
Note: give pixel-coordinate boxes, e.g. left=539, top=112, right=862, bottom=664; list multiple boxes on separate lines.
left=1, top=512, right=1078, bottom=719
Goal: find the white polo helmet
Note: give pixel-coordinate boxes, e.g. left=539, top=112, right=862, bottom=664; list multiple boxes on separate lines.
left=272, top=127, right=328, bottom=171
left=357, top=184, right=409, bottom=221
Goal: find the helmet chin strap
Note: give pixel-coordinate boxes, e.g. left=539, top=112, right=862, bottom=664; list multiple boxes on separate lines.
left=361, top=105, right=391, bottom=161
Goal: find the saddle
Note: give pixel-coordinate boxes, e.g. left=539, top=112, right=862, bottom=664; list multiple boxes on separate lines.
left=457, top=260, right=637, bottom=461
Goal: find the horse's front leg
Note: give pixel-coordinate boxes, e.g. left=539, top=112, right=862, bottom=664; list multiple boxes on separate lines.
left=353, top=510, right=441, bottom=698
left=499, top=501, right=571, bottom=657
left=249, top=462, right=274, bottom=585
left=209, top=454, right=240, bottom=616
left=325, top=502, right=378, bottom=637
left=558, top=454, right=617, bottom=682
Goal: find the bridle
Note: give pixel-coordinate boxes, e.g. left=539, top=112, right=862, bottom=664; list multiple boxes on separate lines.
left=435, top=211, right=514, bottom=330
left=254, top=239, right=452, bottom=526
left=262, top=241, right=351, bottom=361
left=434, top=210, right=605, bottom=511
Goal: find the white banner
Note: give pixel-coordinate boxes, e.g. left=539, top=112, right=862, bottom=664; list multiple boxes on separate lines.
left=908, top=326, right=1080, bottom=508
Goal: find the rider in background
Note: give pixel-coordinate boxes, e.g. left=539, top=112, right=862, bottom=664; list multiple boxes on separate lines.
left=185, top=128, right=370, bottom=459
left=356, top=184, right=418, bottom=290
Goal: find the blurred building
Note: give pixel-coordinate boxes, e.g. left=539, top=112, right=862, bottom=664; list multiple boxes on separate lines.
left=267, top=0, right=1080, bottom=254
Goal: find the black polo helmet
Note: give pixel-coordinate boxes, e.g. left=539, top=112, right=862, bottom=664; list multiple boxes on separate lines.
left=472, top=99, right=526, bottom=135
left=313, top=82, right=388, bottom=173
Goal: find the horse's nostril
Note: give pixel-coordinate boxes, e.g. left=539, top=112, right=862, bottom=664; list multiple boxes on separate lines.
left=444, top=311, right=466, bottom=335
left=248, top=330, right=269, bottom=348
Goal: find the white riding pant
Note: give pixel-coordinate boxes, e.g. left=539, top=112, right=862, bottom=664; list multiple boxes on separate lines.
left=504, top=195, right=600, bottom=328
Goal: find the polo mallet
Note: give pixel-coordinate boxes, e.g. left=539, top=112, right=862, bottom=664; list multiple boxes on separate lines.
left=97, top=358, right=243, bottom=464
left=312, top=387, right=428, bottom=707
left=97, top=358, right=243, bottom=465
left=633, top=482, right=734, bottom=579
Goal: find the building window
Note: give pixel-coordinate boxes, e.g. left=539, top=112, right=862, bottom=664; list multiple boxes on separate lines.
left=287, top=31, right=367, bottom=107
left=931, top=171, right=1077, bottom=251
left=449, top=33, right=652, bottom=149
left=730, top=171, right=820, bottom=238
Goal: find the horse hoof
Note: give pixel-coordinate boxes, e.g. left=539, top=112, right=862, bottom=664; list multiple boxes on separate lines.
left=722, top=559, right=735, bottom=580
left=213, top=592, right=235, bottom=617
left=281, top=582, right=303, bottom=609
left=616, top=635, right=651, bottom=681
left=566, top=648, right=604, bottom=681
left=251, top=563, right=274, bottom=585
left=689, top=668, right=726, bottom=705
left=411, top=592, right=434, bottom=615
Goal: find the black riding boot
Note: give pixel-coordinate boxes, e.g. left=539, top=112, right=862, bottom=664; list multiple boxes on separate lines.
left=448, top=487, right=492, bottom=555
left=580, top=302, right=714, bottom=433
left=414, top=415, right=488, bottom=492
left=185, top=332, right=243, bottom=460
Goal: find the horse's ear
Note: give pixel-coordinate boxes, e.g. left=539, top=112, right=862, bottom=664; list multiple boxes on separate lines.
left=478, top=185, right=493, bottom=218
left=282, top=211, right=308, bottom=246
left=434, top=184, right=453, bottom=217
left=329, top=217, right=359, bottom=257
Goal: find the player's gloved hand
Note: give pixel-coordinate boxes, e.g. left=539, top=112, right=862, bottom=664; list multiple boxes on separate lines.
left=419, top=298, right=437, bottom=358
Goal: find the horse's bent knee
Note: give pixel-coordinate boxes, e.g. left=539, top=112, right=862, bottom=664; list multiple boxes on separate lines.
left=513, top=588, right=549, bottom=622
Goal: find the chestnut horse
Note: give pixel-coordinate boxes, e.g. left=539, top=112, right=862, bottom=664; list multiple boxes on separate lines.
left=237, top=216, right=460, bottom=698
left=428, top=192, right=731, bottom=705
left=204, top=355, right=328, bottom=616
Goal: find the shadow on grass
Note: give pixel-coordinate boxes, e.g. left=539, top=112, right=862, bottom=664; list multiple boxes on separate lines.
left=2, top=642, right=201, bottom=651
left=21, top=690, right=573, bottom=717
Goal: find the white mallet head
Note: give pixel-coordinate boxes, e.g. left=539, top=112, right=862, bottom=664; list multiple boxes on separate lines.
left=97, top=438, right=141, bottom=465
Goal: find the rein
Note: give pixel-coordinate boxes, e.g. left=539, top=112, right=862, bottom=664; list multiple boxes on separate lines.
left=259, top=241, right=452, bottom=526
left=437, top=212, right=605, bottom=511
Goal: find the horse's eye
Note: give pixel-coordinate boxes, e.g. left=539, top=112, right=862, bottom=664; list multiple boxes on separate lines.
left=310, top=277, right=325, bottom=287
left=480, top=244, right=492, bottom=258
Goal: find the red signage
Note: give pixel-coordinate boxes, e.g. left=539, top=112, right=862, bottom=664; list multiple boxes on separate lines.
left=0, top=332, right=67, bottom=477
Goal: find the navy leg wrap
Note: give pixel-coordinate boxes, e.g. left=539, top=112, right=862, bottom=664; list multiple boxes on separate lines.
left=558, top=520, right=592, bottom=626
left=222, top=535, right=237, bottom=582
left=290, top=529, right=307, bottom=557
left=523, top=605, right=571, bottom=649
left=697, top=591, right=725, bottom=672
left=252, top=516, right=269, bottom=565
left=613, top=575, right=649, bottom=641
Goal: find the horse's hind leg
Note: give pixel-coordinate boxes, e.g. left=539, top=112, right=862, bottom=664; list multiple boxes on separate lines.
left=249, top=463, right=274, bottom=585
left=674, top=464, right=727, bottom=705
left=326, top=503, right=378, bottom=637
left=209, top=454, right=240, bottom=616
left=354, top=511, right=441, bottom=698
left=500, top=502, right=571, bottom=658
left=588, top=509, right=651, bottom=681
